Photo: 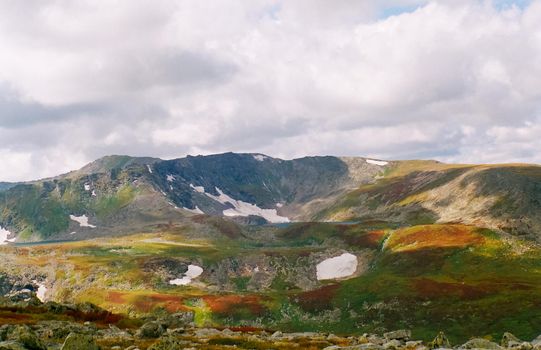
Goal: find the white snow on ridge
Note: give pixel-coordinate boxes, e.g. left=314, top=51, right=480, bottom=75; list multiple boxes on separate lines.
left=70, top=215, right=96, bottom=228
left=316, top=253, right=358, bottom=280
left=0, top=227, right=16, bottom=245
left=147, top=164, right=153, bottom=173
left=190, top=184, right=205, bottom=193
left=253, top=154, right=268, bottom=162
left=183, top=206, right=204, bottom=214
left=166, top=174, right=175, bottom=182
left=366, top=159, right=389, bottom=166
left=169, top=264, right=204, bottom=286
left=205, top=187, right=289, bottom=223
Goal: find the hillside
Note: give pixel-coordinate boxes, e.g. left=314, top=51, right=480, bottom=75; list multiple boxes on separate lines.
left=318, top=161, right=541, bottom=240
left=1, top=153, right=540, bottom=242
left=0, top=153, right=541, bottom=343
left=0, top=153, right=387, bottom=241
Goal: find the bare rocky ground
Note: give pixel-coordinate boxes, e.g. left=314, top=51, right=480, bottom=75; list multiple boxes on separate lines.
left=0, top=292, right=539, bottom=350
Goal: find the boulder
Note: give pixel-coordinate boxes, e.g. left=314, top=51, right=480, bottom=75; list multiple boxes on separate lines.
left=532, top=335, right=541, bottom=349
left=61, top=333, right=99, bottom=350
left=384, top=330, right=411, bottom=342
left=136, top=322, right=166, bottom=339
left=0, top=341, right=26, bottom=350
left=383, top=339, right=403, bottom=350
left=460, top=338, right=502, bottom=350
left=271, top=331, right=283, bottom=338
left=5, top=325, right=46, bottom=350
left=405, top=340, right=427, bottom=350
left=502, top=333, right=521, bottom=347
left=324, top=346, right=383, bottom=350
left=147, top=336, right=190, bottom=350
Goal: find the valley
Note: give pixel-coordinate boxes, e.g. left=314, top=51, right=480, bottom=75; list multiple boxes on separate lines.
left=0, top=153, right=541, bottom=348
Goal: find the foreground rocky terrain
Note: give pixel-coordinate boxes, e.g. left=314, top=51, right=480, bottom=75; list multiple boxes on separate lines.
left=0, top=294, right=540, bottom=350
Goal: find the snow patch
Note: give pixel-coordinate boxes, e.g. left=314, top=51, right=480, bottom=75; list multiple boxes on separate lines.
left=70, top=231, right=76, bottom=235
left=0, top=227, right=16, bottom=245
left=166, top=174, right=175, bottom=182
left=190, top=184, right=205, bottom=193
left=84, top=183, right=91, bottom=191
left=366, top=159, right=389, bottom=166
left=276, top=203, right=283, bottom=208
left=169, top=264, right=204, bottom=286
left=146, top=164, right=153, bottom=173
left=205, top=187, right=289, bottom=223
left=70, top=215, right=96, bottom=228
left=91, top=190, right=97, bottom=197
left=183, top=206, right=204, bottom=214
left=316, top=253, right=358, bottom=280
left=33, top=281, right=47, bottom=302
left=253, top=154, right=268, bottom=162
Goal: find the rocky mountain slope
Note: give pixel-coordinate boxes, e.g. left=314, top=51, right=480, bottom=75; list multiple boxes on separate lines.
left=1, top=152, right=540, bottom=242
left=318, top=161, right=541, bottom=239
left=0, top=153, right=387, bottom=241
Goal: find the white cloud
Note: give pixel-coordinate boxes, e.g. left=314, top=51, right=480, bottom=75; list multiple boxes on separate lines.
left=0, top=0, right=540, bottom=181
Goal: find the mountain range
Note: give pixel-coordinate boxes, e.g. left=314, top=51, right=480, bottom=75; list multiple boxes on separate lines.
left=0, top=152, right=539, bottom=242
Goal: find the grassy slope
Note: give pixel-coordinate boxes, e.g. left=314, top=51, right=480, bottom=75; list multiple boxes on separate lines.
left=3, top=222, right=541, bottom=343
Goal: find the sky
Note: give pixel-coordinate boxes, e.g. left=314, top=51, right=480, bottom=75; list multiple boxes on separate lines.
left=0, top=0, right=540, bottom=181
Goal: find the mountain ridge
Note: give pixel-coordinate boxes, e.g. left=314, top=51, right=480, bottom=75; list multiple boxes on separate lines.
left=0, top=152, right=540, bottom=242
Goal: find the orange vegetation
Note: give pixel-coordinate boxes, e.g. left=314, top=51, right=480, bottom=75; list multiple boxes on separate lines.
left=203, top=295, right=266, bottom=316
left=107, top=291, right=188, bottom=313
left=386, top=225, right=485, bottom=252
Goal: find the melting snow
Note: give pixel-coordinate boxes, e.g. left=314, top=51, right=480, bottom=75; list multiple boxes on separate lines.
left=91, top=190, right=97, bottom=197
left=190, top=184, right=205, bottom=193
left=34, top=282, right=47, bottom=302
left=276, top=203, right=284, bottom=208
left=0, top=227, right=16, bottom=245
left=205, top=187, right=289, bottom=223
left=183, top=206, right=204, bottom=214
left=166, top=174, right=175, bottom=182
left=70, top=215, right=96, bottom=228
left=84, top=183, right=91, bottom=191
left=316, top=253, right=358, bottom=280
left=147, top=164, right=153, bottom=173
left=366, top=159, right=389, bottom=166
left=169, top=264, right=204, bottom=286
left=253, top=154, right=268, bottom=162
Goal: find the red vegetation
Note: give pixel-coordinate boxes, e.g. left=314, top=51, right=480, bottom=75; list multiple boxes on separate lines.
left=108, top=291, right=188, bottom=313
left=107, top=291, right=127, bottom=304
left=133, top=294, right=188, bottom=313
left=293, top=284, right=339, bottom=312
left=344, top=229, right=385, bottom=248
left=203, top=295, right=266, bottom=316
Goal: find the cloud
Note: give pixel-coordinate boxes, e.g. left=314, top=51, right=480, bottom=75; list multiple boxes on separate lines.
left=0, top=0, right=539, bottom=181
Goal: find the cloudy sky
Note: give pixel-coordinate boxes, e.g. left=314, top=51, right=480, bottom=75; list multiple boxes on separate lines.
left=0, top=0, right=540, bottom=181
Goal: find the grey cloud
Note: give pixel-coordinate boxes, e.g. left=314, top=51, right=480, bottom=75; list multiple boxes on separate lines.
left=0, top=0, right=540, bottom=181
